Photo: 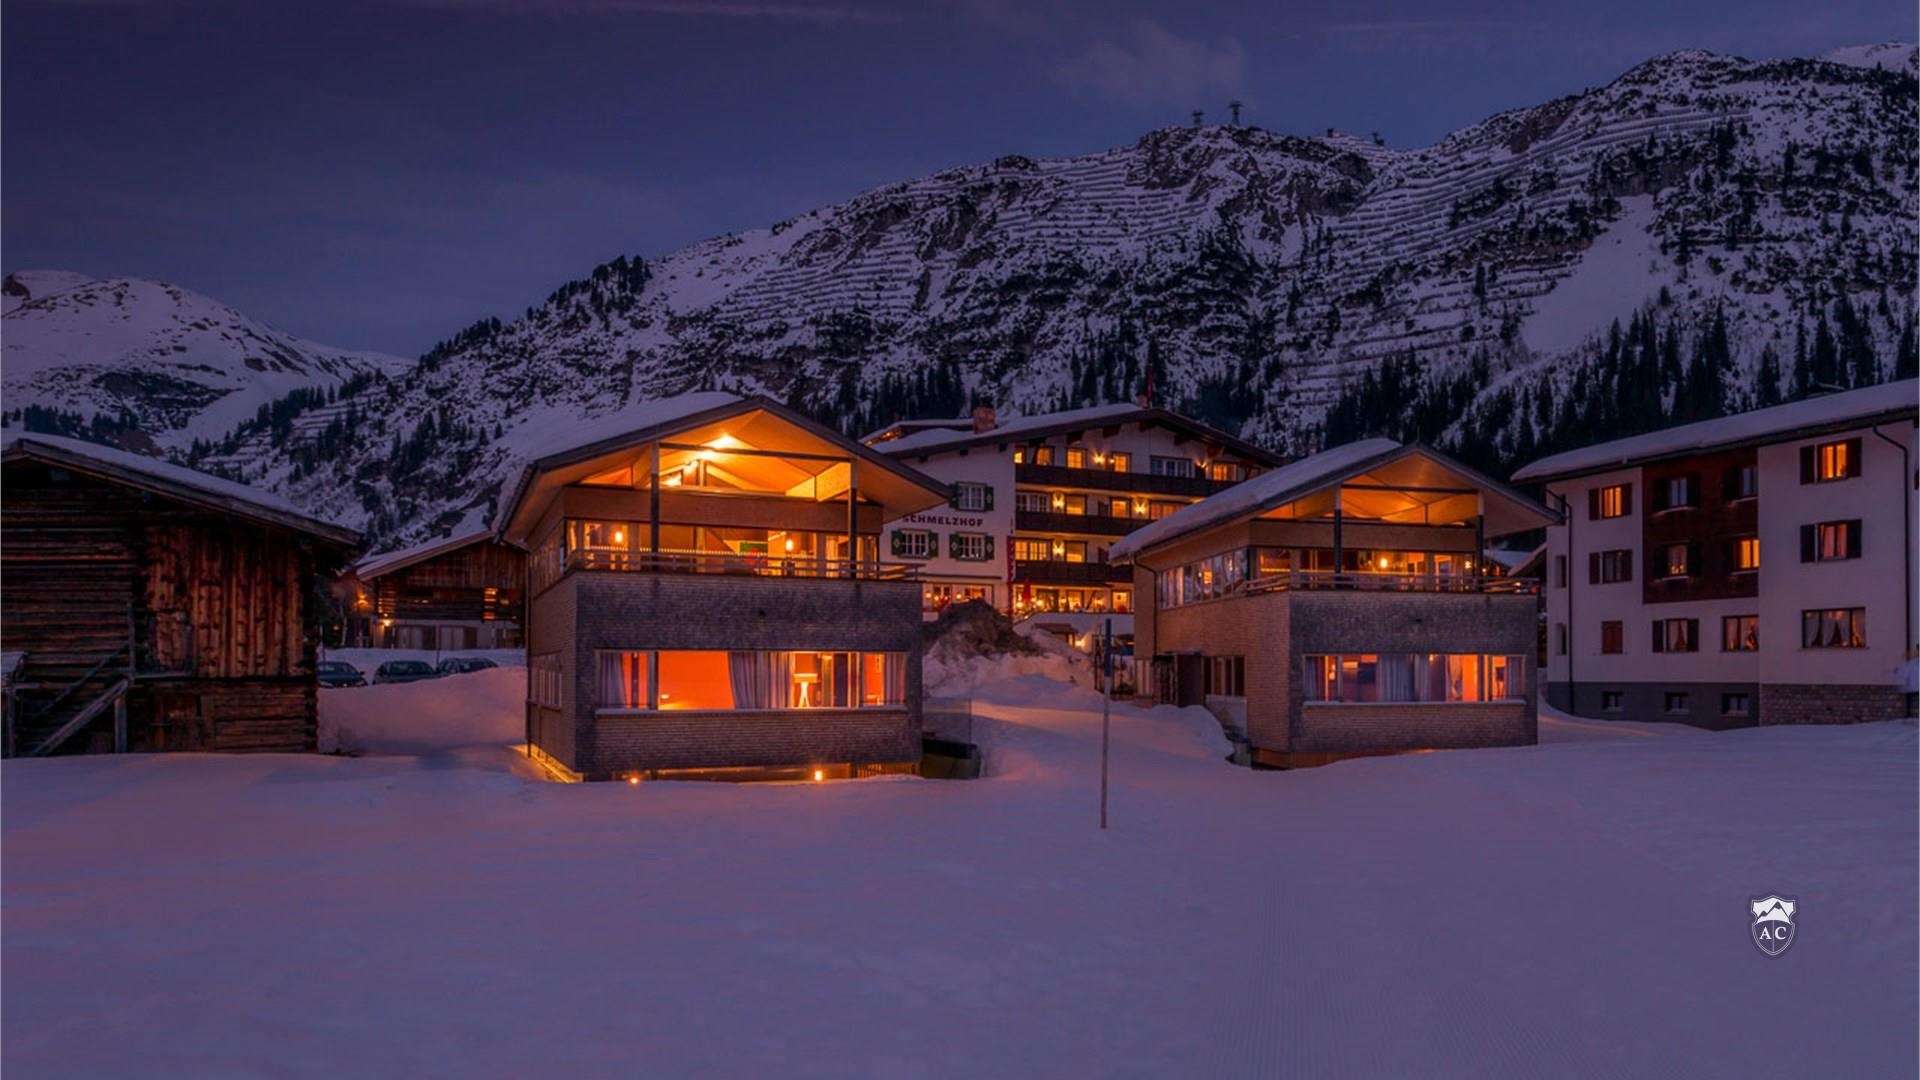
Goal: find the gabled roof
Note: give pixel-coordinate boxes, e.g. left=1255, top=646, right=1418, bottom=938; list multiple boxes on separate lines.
left=494, top=393, right=952, bottom=545
left=355, top=526, right=501, bottom=580
left=1108, top=439, right=1560, bottom=562
left=872, top=403, right=1283, bottom=466
left=1513, top=379, right=1918, bottom=483
left=2, top=433, right=360, bottom=549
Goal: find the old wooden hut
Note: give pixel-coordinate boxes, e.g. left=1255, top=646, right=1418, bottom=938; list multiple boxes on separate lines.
left=338, top=528, right=526, bottom=649
left=1, top=434, right=361, bottom=756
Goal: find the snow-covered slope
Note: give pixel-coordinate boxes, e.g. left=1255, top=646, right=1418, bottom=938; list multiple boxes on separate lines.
left=22, top=45, right=1915, bottom=546
left=0, top=271, right=405, bottom=450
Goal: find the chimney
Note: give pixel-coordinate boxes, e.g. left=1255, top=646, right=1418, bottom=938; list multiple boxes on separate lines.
left=971, top=405, right=997, bottom=433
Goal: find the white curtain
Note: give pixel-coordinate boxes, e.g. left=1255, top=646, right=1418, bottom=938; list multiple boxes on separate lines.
left=728, top=651, right=785, bottom=709
left=1380, top=655, right=1416, bottom=702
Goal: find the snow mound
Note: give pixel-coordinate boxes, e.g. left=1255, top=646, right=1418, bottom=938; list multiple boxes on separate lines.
left=318, top=666, right=524, bottom=756
left=921, top=601, right=1091, bottom=694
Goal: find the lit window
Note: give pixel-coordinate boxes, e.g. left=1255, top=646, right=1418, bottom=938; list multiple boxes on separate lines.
left=1207, top=461, right=1242, bottom=483
left=1662, top=543, right=1691, bottom=578
left=1108, top=451, right=1132, bottom=472
left=1300, top=653, right=1525, bottom=702
left=1809, top=520, right=1861, bottom=562
left=596, top=651, right=651, bottom=709
left=1731, top=537, right=1760, bottom=572
left=1814, top=439, right=1855, bottom=482
left=1595, top=484, right=1629, bottom=519
left=1065, top=446, right=1088, bottom=469
left=1801, top=608, right=1865, bottom=649
left=1721, top=615, right=1759, bottom=652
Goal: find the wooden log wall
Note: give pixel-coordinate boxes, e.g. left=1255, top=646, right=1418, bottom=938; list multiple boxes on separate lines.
left=1, top=460, right=339, bottom=755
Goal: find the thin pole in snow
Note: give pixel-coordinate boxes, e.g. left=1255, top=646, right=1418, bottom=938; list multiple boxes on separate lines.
left=1100, top=617, right=1112, bottom=831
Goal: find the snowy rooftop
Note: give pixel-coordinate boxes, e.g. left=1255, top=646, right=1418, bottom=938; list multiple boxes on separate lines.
left=2, top=432, right=359, bottom=546
left=1513, top=380, right=1919, bottom=483
left=356, top=526, right=499, bottom=579
left=876, top=403, right=1146, bottom=456
left=1109, top=439, right=1400, bottom=561
left=499, top=391, right=744, bottom=466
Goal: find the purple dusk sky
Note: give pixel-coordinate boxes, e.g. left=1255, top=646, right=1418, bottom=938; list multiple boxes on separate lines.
left=3, top=0, right=1913, bottom=356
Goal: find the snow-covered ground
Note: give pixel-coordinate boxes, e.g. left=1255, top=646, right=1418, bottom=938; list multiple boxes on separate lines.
left=3, top=675, right=1913, bottom=1077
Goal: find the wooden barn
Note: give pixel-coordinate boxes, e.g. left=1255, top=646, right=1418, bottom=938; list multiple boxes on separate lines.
left=338, top=528, right=526, bottom=649
left=1, top=434, right=361, bottom=757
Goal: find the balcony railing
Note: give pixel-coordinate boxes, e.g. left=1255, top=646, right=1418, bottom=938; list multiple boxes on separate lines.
left=566, top=550, right=919, bottom=581
left=1013, top=559, right=1132, bottom=585
left=1014, top=463, right=1238, bottom=498
left=1244, top=571, right=1538, bottom=595
left=1014, top=509, right=1145, bottom=536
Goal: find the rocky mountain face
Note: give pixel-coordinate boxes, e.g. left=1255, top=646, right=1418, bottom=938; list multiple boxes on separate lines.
left=8, top=45, right=1915, bottom=547
left=1, top=271, right=405, bottom=452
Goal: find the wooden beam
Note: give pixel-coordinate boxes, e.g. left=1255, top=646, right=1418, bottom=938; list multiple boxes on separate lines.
left=28, top=678, right=129, bottom=758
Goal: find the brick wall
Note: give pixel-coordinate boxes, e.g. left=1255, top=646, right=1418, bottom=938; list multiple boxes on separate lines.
left=592, top=707, right=917, bottom=776
left=556, top=572, right=924, bottom=776
left=1759, top=683, right=1914, bottom=725
left=1296, top=703, right=1531, bottom=752
left=1148, top=587, right=1539, bottom=755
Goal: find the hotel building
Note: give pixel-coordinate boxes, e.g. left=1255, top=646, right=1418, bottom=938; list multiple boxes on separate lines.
left=864, top=404, right=1282, bottom=644
left=1513, top=380, right=1917, bottom=727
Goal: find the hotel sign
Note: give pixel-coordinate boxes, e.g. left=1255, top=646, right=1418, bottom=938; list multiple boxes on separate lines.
left=899, top=512, right=986, bottom=528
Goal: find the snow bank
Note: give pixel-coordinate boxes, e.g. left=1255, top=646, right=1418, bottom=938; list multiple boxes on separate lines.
left=921, top=601, right=1092, bottom=694
left=318, top=666, right=524, bottom=755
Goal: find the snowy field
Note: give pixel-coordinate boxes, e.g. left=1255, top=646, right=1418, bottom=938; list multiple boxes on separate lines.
left=3, top=675, right=1914, bottom=1078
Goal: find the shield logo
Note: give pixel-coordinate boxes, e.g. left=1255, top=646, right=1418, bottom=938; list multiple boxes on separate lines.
left=1749, top=895, right=1797, bottom=958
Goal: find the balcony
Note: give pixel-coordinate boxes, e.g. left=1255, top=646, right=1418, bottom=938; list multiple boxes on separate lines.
left=564, top=550, right=919, bottom=581
left=1015, top=463, right=1237, bottom=498
left=1244, top=570, right=1538, bottom=595
left=1014, top=509, right=1144, bottom=536
left=1013, top=559, right=1132, bottom=585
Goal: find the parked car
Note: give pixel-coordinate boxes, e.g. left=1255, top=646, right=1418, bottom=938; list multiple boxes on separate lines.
left=316, top=660, right=367, bottom=689
left=436, top=657, right=499, bottom=676
left=373, top=660, right=439, bottom=685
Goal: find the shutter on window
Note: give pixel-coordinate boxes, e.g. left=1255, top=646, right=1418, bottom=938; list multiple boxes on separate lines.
left=1845, top=437, right=1863, bottom=477
left=1588, top=489, right=1600, bottom=520
left=1651, top=622, right=1663, bottom=653
left=1685, top=474, right=1700, bottom=507
left=1589, top=552, right=1600, bottom=584
left=1800, top=524, right=1816, bottom=562
left=1721, top=469, right=1737, bottom=500
left=1799, top=446, right=1815, bottom=484
left=983, top=487, right=994, bottom=511
left=891, top=530, right=903, bottom=557
left=1847, top=519, right=1863, bottom=558
left=1623, top=549, right=1633, bottom=582
left=948, top=533, right=960, bottom=559
left=1651, top=481, right=1668, bottom=512
left=1686, top=542, right=1699, bottom=576
left=1687, top=619, right=1700, bottom=651
left=1622, top=483, right=1633, bottom=514
left=984, top=535, right=995, bottom=560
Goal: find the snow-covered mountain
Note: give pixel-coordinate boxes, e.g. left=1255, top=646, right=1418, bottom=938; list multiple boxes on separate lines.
left=1, top=271, right=406, bottom=451
left=12, top=45, right=1915, bottom=546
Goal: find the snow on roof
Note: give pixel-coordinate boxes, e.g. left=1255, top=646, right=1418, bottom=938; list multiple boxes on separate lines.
left=498, top=391, right=743, bottom=466
left=355, top=526, right=498, bottom=579
left=1513, top=380, right=1918, bottom=483
left=860, top=417, right=973, bottom=444
left=1, top=432, right=359, bottom=546
left=1109, top=439, right=1401, bottom=561
left=877, top=403, right=1149, bottom=456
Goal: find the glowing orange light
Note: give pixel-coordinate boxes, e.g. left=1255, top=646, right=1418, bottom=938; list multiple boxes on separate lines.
left=627, top=776, right=640, bottom=786
left=784, top=538, right=795, bottom=552
left=613, top=529, right=626, bottom=544
left=812, top=769, right=825, bottom=782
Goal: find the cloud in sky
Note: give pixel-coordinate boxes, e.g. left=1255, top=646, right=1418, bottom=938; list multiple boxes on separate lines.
left=1054, top=18, right=1247, bottom=113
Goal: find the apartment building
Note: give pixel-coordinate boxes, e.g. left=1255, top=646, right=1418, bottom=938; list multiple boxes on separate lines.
left=1111, top=439, right=1558, bottom=766
left=864, top=404, right=1283, bottom=642
left=1513, top=380, right=1917, bottom=728
left=495, top=393, right=950, bottom=781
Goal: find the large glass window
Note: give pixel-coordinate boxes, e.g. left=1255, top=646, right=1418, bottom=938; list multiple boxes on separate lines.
left=530, top=653, right=564, bottom=708
left=1302, top=654, right=1526, bottom=703
left=605, top=650, right=910, bottom=710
